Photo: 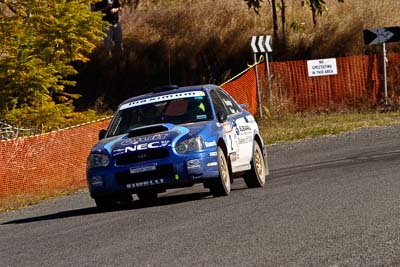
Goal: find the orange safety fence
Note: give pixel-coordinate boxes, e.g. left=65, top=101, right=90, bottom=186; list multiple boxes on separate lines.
left=1, top=53, right=400, bottom=201
left=267, top=54, right=382, bottom=111
left=0, top=119, right=110, bottom=200
left=221, top=62, right=258, bottom=115
left=223, top=53, right=400, bottom=114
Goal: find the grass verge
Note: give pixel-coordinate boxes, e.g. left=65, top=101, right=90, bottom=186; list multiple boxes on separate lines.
left=0, top=189, right=81, bottom=212
left=260, top=111, right=400, bottom=145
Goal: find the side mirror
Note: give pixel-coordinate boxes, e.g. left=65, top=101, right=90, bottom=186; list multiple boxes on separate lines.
left=99, top=129, right=107, bottom=140
left=217, top=111, right=227, bottom=123
left=240, top=103, right=247, bottom=109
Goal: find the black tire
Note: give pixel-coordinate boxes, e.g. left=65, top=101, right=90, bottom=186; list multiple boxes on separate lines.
left=118, top=193, right=133, bottom=203
left=94, top=193, right=132, bottom=210
left=209, top=146, right=231, bottom=197
left=94, top=197, right=118, bottom=211
left=243, top=142, right=266, bottom=188
left=137, top=191, right=158, bottom=204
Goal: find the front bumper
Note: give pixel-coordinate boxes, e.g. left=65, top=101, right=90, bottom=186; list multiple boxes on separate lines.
left=87, top=150, right=219, bottom=198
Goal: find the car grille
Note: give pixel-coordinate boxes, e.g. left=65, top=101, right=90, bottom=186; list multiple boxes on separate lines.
left=115, top=164, right=174, bottom=185
left=115, top=148, right=169, bottom=166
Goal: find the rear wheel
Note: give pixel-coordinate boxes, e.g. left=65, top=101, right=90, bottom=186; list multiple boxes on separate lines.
left=243, top=142, right=266, bottom=188
left=209, top=146, right=231, bottom=197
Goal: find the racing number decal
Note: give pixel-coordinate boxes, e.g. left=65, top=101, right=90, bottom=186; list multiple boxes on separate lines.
left=228, top=135, right=234, bottom=151
left=223, top=121, right=239, bottom=160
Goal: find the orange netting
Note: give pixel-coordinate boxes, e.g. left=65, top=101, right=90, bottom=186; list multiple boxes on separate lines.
left=223, top=53, right=400, bottom=114
left=221, top=64, right=258, bottom=115
left=0, top=119, right=110, bottom=200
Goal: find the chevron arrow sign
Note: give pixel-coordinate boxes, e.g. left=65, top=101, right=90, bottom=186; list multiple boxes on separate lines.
left=363, top=27, right=400, bottom=45
left=251, top=35, right=272, bottom=53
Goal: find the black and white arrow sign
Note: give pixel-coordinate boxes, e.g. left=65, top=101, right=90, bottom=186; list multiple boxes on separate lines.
left=363, top=27, right=400, bottom=45
left=251, top=35, right=272, bottom=53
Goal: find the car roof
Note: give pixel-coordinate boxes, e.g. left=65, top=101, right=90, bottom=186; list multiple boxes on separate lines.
left=119, top=84, right=220, bottom=107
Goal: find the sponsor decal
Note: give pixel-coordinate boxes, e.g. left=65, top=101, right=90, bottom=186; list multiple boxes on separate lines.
left=130, top=165, right=157, bottom=174
left=112, top=148, right=125, bottom=156
left=205, top=141, right=217, bottom=148
left=207, top=162, right=218, bottom=167
left=126, top=178, right=165, bottom=189
left=223, top=100, right=233, bottom=107
left=119, top=91, right=206, bottom=110
left=238, top=125, right=251, bottom=132
left=196, top=114, right=207, bottom=120
left=223, top=122, right=233, bottom=133
left=238, top=136, right=253, bottom=145
left=124, top=140, right=170, bottom=153
left=209, top=152, right=218, bottom=157
left=121, top=133, right=169, bottom=146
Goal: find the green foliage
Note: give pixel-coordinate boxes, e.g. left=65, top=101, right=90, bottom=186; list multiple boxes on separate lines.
left=300, top=0, right=327, bottom=15
left=4, top=99, right=106, bottom=132
left=300, top=0, right=344, bottom=25
left=0, top=0, right=105, bottom=128
left=289, top=21, right=306, bottom=33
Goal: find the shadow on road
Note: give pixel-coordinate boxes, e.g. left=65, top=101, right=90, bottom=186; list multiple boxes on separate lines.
left=1, top=191, right=213, bottom=225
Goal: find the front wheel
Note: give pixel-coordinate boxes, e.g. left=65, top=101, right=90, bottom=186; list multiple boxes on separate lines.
left=243, top=142, right=266, bottom=188
left=94, top=193, right=132, bottom=211
left=209, top=146, right=231, bottom=197
left=137, top=190, right=158, bottom=204
left=94, top=197, right=118, bottom=211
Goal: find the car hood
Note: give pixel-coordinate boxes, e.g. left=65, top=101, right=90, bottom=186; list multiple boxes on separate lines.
left=92, top=121, right=214, bottom=157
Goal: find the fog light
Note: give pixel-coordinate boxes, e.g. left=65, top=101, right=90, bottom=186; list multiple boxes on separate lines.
left=91, top=176, right=104, bottom=187
left=187, top=159, right=201, bottom=170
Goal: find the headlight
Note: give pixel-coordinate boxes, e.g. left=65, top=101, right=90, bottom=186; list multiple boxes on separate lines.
left=88, top=153, right=110, bottom=168
left=176, top=137, right=204, bottom=154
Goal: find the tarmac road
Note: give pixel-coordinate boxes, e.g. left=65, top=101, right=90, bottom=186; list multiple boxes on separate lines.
left=1, top=126, right=400, bottom=266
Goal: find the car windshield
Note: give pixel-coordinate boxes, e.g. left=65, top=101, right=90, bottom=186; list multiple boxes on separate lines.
left=106, top=94, right=213, bottom=137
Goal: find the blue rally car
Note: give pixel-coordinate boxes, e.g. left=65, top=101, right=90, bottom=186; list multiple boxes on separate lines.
left=87, top=84, right=269, bottom=209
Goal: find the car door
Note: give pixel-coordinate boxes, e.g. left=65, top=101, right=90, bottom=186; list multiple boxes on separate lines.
left=210, top=89, right=239, bottom=166
left=215, top=89, right=254, bottom=171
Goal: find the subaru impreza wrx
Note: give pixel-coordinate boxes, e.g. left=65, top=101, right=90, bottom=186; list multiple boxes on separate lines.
left=86, top=84, right=269, bottom=209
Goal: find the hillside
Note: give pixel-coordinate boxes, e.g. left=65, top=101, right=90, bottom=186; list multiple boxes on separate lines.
left=72, top=0, right=400, bottom=110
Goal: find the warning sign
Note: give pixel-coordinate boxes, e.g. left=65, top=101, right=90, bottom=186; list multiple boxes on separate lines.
left=307, top=58, right=338, bottom=77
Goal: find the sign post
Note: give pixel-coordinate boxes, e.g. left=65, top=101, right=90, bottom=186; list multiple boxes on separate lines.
left=363, top=26, right=400, bottom=106
left=383, top=43, right=388, bottom=106
left=251, top=35, right=272, bottom=119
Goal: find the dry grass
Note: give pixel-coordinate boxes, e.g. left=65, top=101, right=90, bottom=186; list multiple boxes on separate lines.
left=75, top=0, right=400, bottom=108
left=0, top=190, right=78, bottom=212
left=122, top=0, right=400, bottom=59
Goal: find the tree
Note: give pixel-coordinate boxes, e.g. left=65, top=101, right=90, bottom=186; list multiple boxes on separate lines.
left=245, top=0, right=344, bottom=53
left=0, top=0, right=105, bottom=129
left=245, top=0, right=278, bottom=46
left=300, top=0, right=344, bottom=26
